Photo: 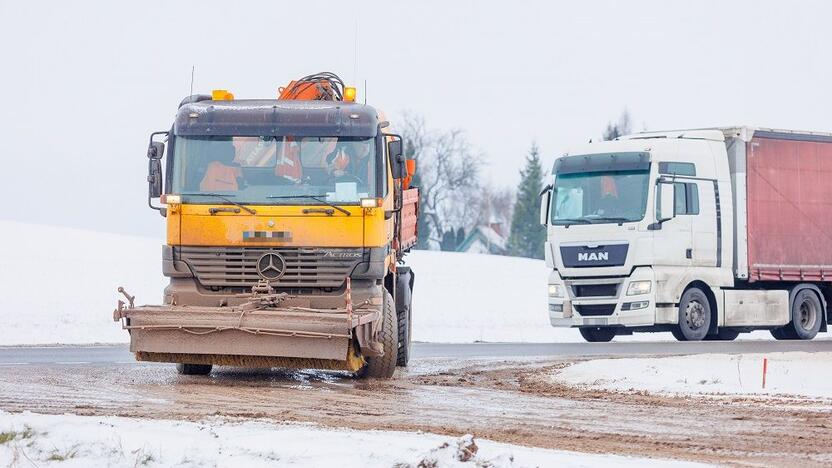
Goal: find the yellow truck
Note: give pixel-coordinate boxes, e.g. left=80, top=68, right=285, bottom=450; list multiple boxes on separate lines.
left=115, top=73, right=419, bottom=378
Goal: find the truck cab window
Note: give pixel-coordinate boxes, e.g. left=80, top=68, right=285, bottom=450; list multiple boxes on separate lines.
left=674, top=182, right=699, bottom=215
left=551, top=169, right=650, bottom=225
left=172, top=135, right=378, bottom=205
left=660, top=162, right=696, bottom=176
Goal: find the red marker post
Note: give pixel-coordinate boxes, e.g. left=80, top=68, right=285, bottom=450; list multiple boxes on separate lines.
left=762, top=357, right=768, bottom=389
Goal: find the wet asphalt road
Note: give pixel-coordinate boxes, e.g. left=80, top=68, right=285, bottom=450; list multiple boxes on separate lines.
left=1, top=339, right=830, bottom=366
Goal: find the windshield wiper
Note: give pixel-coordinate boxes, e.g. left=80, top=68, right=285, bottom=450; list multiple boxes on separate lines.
left=586, top=216, right=631, bottom=225
left=180, top=193, right=257, bottom=215
left=553, top=218, right=592, bottom=226
left=267, top=194, right=351, bottom=216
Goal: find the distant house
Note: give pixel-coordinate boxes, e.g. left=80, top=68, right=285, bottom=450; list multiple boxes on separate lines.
left=456, top=222, right=507, bottom=255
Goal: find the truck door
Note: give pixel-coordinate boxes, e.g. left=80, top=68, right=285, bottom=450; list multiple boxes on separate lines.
left=688, top=180, right=718, bottom=266
left=653, top=182, right=693, bottom=267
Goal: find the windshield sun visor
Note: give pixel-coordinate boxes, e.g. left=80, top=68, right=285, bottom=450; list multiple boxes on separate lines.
left=175, top=100, right=379, bottom=138
left=554, top=152, right=650, bottom=175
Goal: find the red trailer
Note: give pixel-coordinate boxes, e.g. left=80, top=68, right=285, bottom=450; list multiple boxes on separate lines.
left=744, top=131, right=832, bottom=282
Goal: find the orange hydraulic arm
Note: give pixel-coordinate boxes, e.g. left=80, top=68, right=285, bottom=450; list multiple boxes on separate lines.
left=278, top=72, right=356, bottom=102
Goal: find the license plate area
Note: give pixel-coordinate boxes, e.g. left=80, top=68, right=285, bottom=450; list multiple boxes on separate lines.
left=583, top=317, right=608, bottom=326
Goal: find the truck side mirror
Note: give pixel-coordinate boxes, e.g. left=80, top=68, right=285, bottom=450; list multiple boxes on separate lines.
left=656, top=181, right=676, bottom=222
left=387, top=138, right=408, bottom=179
left=146, top=131, right=169, bottom=215
left=539, top=185, right=552, bottom=226
left=147, top=141, right=164, bottom=199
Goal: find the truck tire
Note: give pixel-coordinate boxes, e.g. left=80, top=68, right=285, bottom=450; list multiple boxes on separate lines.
left=176, top=363, right=212, bottom=375
left=704, top=329, right=740, bottom=341
left=579, top=327, right=616, bottom=342
left=676, top=287, right=711, bottom=341
left=788, top=289, right=822, bottom=340
left=356, top=290, right=398, bottom=379
left=771, top=289, right=824, bottom=340
left=770, top=327, right=797, bottom=340
left=396, top=281, right=413, bottom=367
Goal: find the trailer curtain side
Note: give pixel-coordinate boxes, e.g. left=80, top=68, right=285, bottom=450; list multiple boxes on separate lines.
left=743, top=132, right=832, bottom=282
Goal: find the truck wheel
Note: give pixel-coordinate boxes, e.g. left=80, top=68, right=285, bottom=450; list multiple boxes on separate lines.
left=579, top=327, right=616, bottom=342
left=789, top=289, right=822, bottom=340
left=676, top=287, right=711, bottom=341
left=770, top=327, right=797, bottom=340
left=396, top=283, right=412, bottom=367
left=356, top=290, right=398, bottom=379
left=704, top=329, right=740, bottom=341
left=176, top=363, right=212, bottom=375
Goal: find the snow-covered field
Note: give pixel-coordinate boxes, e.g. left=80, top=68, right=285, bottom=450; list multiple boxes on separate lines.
left=0, top=411, right=704, bottom=468
left=0, top=220, right=809, bottom=345
left=0, top=221, right=164, bottom=346
left=551, top=352, right=832, bottom=399
left=0, top=220, right=570, bottom=345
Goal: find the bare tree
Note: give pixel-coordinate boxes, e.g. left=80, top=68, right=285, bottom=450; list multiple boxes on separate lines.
left=400, top=113, right=429, bottom=161
left=471, top=183, right=514, bottom=236
left=400, top=113, right=484, bottom=250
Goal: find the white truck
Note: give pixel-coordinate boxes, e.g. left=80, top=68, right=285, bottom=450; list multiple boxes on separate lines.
left=540, top=127, right=832, bottom=342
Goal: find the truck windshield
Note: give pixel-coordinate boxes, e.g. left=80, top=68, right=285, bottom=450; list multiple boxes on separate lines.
left=551, top=170, right=650, bottom=225
left=171, top=135, right=378, bottom=205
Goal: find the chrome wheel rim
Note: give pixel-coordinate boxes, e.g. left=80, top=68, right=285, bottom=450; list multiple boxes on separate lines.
left=685, top=301, right=706, bottom=330
left=798, top=299, right=817, bottom=331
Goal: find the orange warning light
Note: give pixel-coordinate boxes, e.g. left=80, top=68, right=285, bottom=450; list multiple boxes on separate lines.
left=344, top=86, right=357, bottom=102
left=212, top=89, right=235, bottom=100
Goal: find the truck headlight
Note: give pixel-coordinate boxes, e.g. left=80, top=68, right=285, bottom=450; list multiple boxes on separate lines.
left=548, top=284, right=563, bottom=298
left=626, top=280, right=652, bottom=296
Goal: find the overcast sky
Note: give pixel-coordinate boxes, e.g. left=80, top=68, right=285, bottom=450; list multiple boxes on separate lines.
left=2, top=0, right=831, bottom=237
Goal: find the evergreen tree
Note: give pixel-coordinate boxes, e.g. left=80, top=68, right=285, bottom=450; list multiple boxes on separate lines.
left=455, top=227, right=466, bottom=249
left=440, top=230, right=457, bottom=251
left=506, top=144, right=546, bottom=259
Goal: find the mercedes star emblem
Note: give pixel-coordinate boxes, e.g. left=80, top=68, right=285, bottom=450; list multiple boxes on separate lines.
left=256, top=252, right=286, bottom=281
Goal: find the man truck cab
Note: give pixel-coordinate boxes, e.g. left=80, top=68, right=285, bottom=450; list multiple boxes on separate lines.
left=541, top=128, right=831, bottom=342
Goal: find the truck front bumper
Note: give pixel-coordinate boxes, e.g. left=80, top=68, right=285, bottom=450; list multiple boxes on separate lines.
left=547, top=267, right=656, bottom=328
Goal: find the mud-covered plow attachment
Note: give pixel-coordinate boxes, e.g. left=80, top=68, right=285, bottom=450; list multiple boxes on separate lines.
left=113, top=281, right=380, bottom=372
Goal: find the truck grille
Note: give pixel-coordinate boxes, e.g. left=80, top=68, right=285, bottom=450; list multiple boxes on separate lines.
left=574, top=304, right=616, bottom=316
left=176, top=246, right=364, bottom=289
left=572, top=284, right=618, bottom=298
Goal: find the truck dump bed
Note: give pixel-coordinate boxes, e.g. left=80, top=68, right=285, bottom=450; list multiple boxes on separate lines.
left=741, top=129, right=832, bottom=282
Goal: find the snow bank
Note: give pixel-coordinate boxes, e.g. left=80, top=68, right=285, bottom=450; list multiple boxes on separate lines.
left=0, top=411, right=704, bottom=467
left=0, top=220, right=811, bottom=345
left=408, top=250, right=557, bottom=342
left=0, top=221, right=568, bottom=345
left=0, top=221, right=165, bottom=345
left=551, top=352, right=832, bottom=399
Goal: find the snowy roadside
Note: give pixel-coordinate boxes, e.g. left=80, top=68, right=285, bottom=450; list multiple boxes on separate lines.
left=0, top=411, right=707, bottom=468
left=0, top=221, right=165, bottom=346
left=0, top=221, right=579, bottom=345
left=550, top=352, right=832, bottom=400
left=0, top=220, right=818, bottom=346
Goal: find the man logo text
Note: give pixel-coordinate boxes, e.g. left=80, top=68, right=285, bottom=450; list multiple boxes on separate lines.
left=578, top=252, right=609, bottom=261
